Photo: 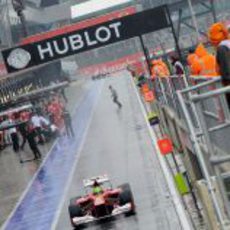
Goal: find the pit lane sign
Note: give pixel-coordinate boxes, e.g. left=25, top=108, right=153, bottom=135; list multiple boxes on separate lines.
left=2, top=6, right=170, bottom=74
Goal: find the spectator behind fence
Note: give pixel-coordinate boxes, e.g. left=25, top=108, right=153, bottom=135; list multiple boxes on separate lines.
left=170, top=55, right=184, bottom=75
left=208, top=22, right=230, bottom=106
left=189, top=43, right=218, bottom=77
left=151, top=59, right=170, bottom=78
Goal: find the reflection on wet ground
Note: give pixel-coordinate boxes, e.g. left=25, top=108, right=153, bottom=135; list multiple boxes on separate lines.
left=1, top=81, right=103, bottom=230
left=75, top=214, right=139, bottom=230
left=55, top=73, right=183, bottom=230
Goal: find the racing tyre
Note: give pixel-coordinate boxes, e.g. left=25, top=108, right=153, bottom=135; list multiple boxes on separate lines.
left=118, top=183, right=135, bottom=215
left=69, top=197, right=84, bottom=228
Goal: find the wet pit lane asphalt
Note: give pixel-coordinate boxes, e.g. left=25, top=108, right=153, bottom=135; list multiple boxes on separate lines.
left=54, top=72, right=183, bottom=230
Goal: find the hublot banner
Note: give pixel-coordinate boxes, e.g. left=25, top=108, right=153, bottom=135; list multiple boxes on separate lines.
left=2, top=6, right=170, bottom=74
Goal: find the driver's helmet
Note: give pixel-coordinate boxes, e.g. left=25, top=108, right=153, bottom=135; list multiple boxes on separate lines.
left=92, top=180, right=103, bottom=195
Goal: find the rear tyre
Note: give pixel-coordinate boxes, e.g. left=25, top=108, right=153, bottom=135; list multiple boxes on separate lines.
left=118, top=183, right=136, bottom=215
left=69, top=197, right=84, bottom=228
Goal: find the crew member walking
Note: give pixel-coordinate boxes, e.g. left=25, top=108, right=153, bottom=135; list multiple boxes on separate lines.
left=18, top=121, right=27, bottom=150
left=18, top=110, right=30, bottom=150
left=62, top=109, right=74, bottom=137
left=31, top=112, right=45, bottom=144
left=4, top=116, right=20, bottom=153
left=26, top=123, right=42, bottom=160
left=9, top=125, right=19, bottom=153
left=109, top=85, right=122, bottom=109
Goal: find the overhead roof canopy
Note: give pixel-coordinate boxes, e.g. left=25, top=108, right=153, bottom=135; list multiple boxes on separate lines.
left=71, top=0, right=134, bottom=19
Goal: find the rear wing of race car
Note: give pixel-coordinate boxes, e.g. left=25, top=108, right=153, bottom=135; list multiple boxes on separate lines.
left=83, top=175, right=110, bottom=188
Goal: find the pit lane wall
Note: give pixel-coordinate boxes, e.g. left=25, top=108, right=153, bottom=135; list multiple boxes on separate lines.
left=132, top=71, right=230, bottom=230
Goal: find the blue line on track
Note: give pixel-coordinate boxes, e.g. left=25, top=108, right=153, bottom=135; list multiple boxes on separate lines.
left=3, top=81, right=102, bottom=230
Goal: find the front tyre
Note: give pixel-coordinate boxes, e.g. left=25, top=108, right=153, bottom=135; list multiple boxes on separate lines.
left=69, top=197, right=84, bottom=228
left=118, top=183, right=136, bottom=215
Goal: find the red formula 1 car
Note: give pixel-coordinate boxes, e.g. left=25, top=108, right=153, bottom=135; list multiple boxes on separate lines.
left=68, top=175, right=135, bottom=228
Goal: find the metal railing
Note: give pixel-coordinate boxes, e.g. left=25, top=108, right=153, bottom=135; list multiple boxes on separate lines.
left=153, top=74, right=230, bottom=229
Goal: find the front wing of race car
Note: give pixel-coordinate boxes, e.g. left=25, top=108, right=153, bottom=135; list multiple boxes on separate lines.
left=72, top=203, right=132, bottom=226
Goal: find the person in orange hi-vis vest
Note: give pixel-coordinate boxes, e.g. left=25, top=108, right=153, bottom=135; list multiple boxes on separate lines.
left=208, top=23, right=230, bottom=80
left=187, top=48, right=198, bottom=66
left=151, top=59, right=170, bottom=78
left=190, top=43, right=218, bottom=77
left=208, top=22, right=230, bottom=106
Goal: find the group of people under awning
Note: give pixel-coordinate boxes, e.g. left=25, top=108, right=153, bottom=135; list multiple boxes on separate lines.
left=0, top=92, right=74, bottom=162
